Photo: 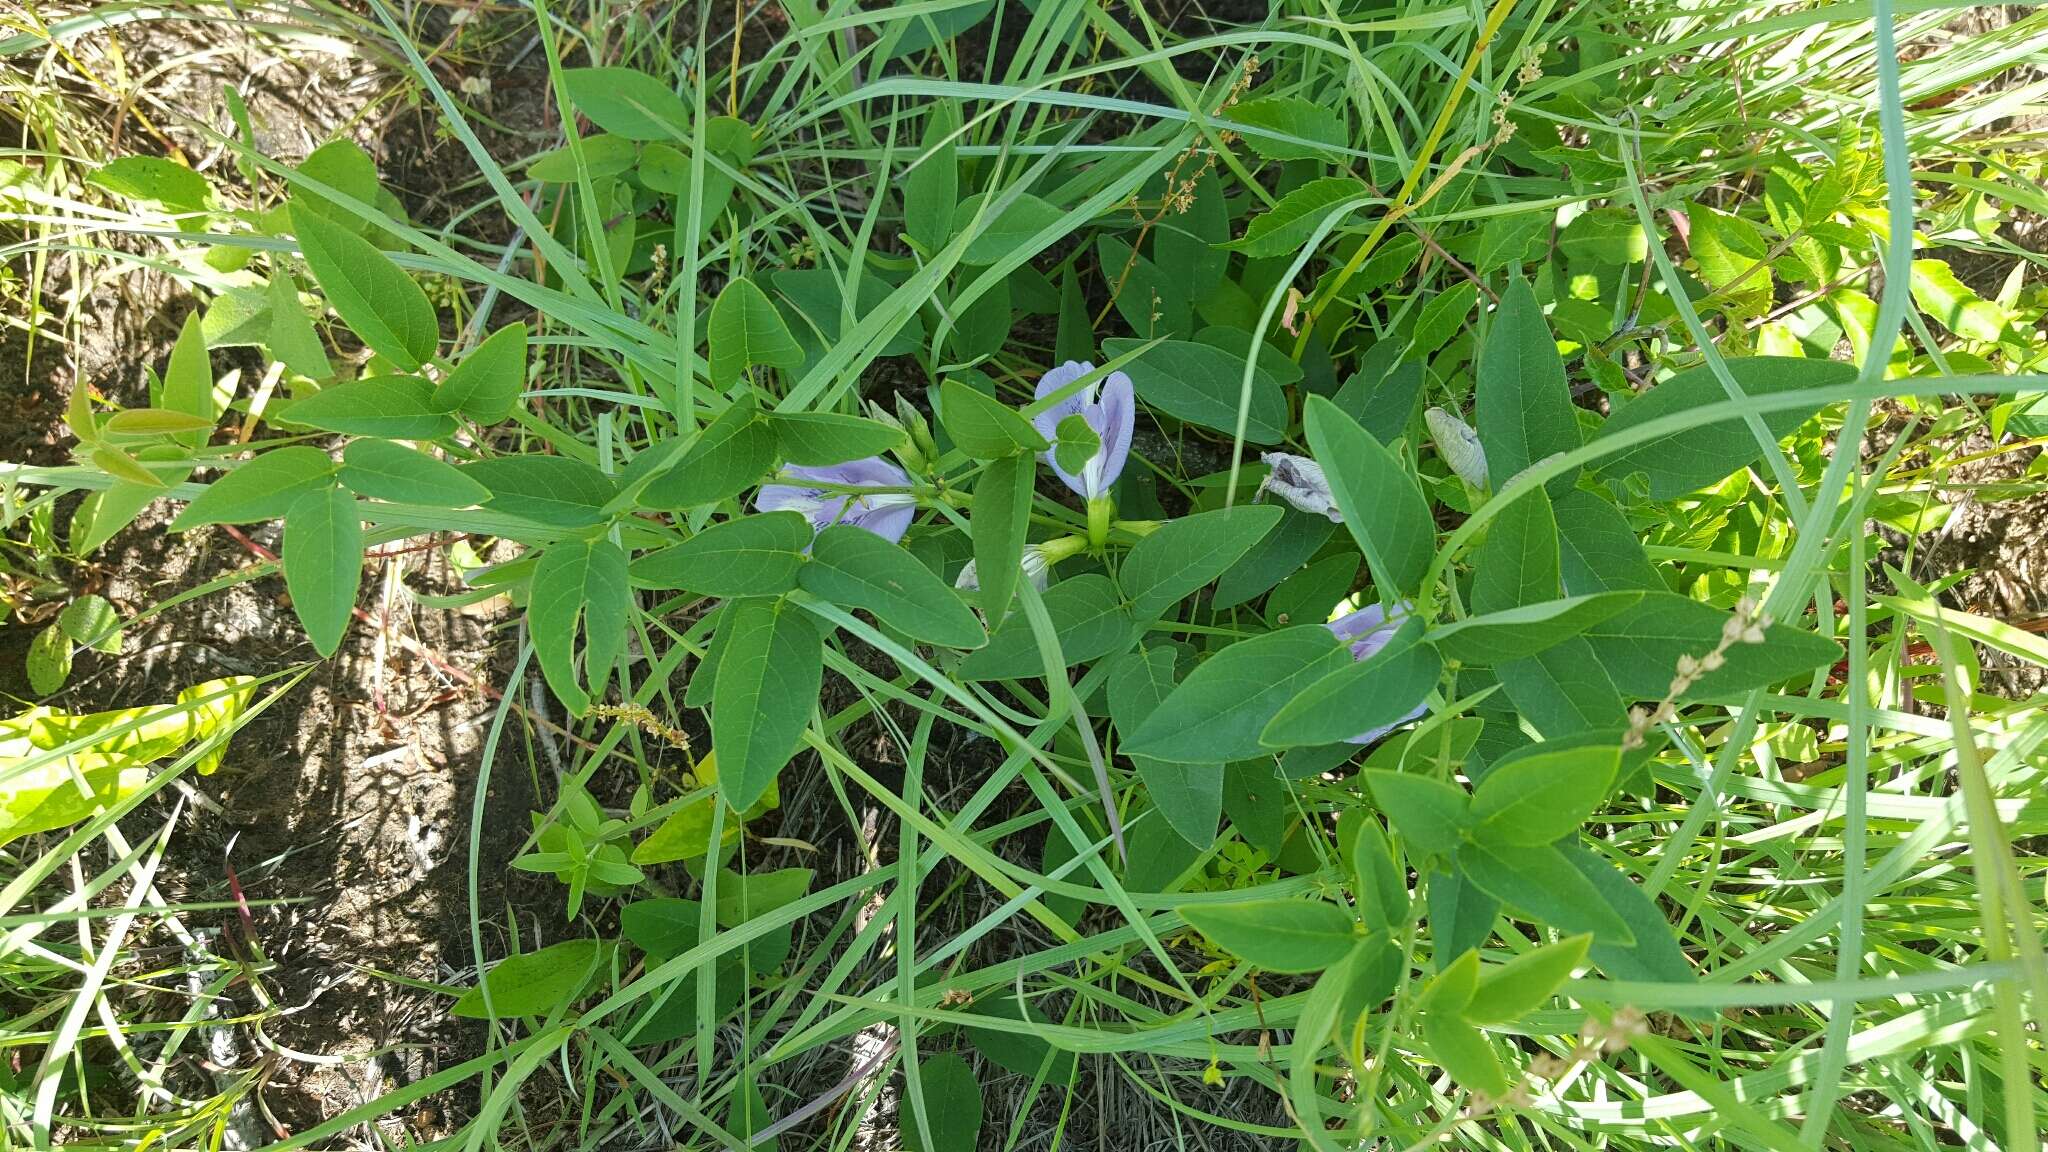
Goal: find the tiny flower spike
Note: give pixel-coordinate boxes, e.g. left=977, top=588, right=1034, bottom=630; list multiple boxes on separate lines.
left=1325, top=600, right=1428, bottom=744
left=755, top=457, right=917, bottom=543
left=1257, top=452, right=1342, bottom=521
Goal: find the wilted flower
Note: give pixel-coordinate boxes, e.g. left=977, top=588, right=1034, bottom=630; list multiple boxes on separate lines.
left=1257, top=452, right=1342, bottom=521
left=1029, top=360, right=1134, bottom=501
left=1325, top=600, right=1428, bottom=745
left=1425, top=406, right=1488, bottom=490
left=954, top=545, right=1052, bottom=595
left=755, top=456, right=916, bottom=543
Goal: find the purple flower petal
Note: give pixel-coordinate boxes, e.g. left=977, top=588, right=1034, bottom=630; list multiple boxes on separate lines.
left=754, top=456, right=915, bottom=542
left=1028, top=360, right=1134, bottom=500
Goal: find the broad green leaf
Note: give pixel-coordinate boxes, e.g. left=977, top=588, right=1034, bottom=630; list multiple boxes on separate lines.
left=291, top=204, right=438, bottom=370
left=285, top=376, right=456, bottom=440
left=1428, top=591, right=1644, bottom=664
left=961, top=990, right=1075, bottom=1081
left=89, top=156, right=209, bottom=212
left=903, top=104, right=958, bottom=254
left=1408, top=281, right=1478, bottom=358
left=283, top=486, right=362, bottom=657
left=160, top=312, right=215, bottom=450
left=1558, top=208, right=1647, bottom=267
left=1332, top=350, right=1424, bottom=445
left=1427, top=867, right=1499, bottom=968
left=1687, top=202, right=1772, bottom=316
left=619, top=898, right=707, bottom=959
left=1303, top=395, right=1433, bottom=597
left=1051, top=413, right=1099, bottom=474
left=1476, top=280, right=1578, bottom=491
left=709, top=277, right=804, bottom=388
left=58, top=595, right=122, bottom=654
left=1463, top=934, right=1591, bottom=1024
left=1495, top=636, right=1625, bottom=737
left=1910, top=258, right=2007, bottom=342
left=1110, top=645, right=1222, bottom=847
left=75, top=468, right=187, bottom=553
left=1180, top=899, right=1356, bottom=973
left=451, top=938, right=604, bottom=1017
left=1474, top=213, right=1549, bottom=274
left=904, top=1053, right=982, bottom=1152
left=1558, top=841, right=1696, bottom=986
left=560, top=67, right=691, bottom=140
left=99, top=409, right=214, bottom=438
left=529, top=537, right=629, bottom=715
left=465, top=454, right=617, bottom=529
left=171, top=446, right=337, bottom=530
left=1264, top=617, right=1438, bottom=747
left=1580, top=591, right=1840, bottom=698
left=1361, top=770, right=1468, bottom=860
left=713, top=596, right=824, bottom=811
left=772, top=268, right=926, bottom=359
left=1471, top=484, right=1557, bottom=613
left=1223, top=176, right=1365, bottom=257
left=639, top=142, right=735, bottom=228
left=431, top=322, right=527, bottom=423
left=1101, top=337, right=1287, bottom=443
left=799, top=525, right=985, bottom=648
left=1590, top=357, right=1854, bottom=499
left=1553, top=490, right=1660, bottom=594
left=291, top=139, right=381, bottom=235
left=951, top=190, right=1065, bottom=265
left=1222, top=759, right=1291, bottom=855
left=630, top=511, right=810, bottom=596
left=1223, top=95, right=1345, bottom=161
left=1153, top=169, right=1228, bottom=301
left=939, top=377, right=1047, bottom=459
left=1120, top=505, right=1281, bottom=621
left=338, top=438, right=489, bottom=507
left=1096, top=233, right=1191, bottom=338
left=1470, top=741, right=1620, bottom=846
left=643, top=394, right=777, bottom=508
left=1457, top=839, right=1633, bottom=944
left=969, top=452, right=1034, bottom=621
left=1213, top=510, right=1334, bottom=610
left=1350, top=819, right=1406, bottom=931
left=1419, top=948, right=1480, bottom=1014
left=266, top=271, right=333, bottom=379
left=1123, top=625, right=1349, bottom=763
left=26, top=625, right=71, bottom=695
left=957, top=574, right=1130, bottom=680
left=1420, top=1014, right=1510, bottom=1099
left=713, top=866, right=813, bottom=926
left=770, top=412, right=906, bottom=465
left=526, top=135, right=638, bottom=182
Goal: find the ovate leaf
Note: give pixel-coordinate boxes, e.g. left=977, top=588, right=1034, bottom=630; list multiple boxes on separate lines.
left=1470, top=741, right=1620, bottom=846
left=338, top=438, right=490, bottom=507
left=713, top=596, right=825, bottom=811
left=1476, top=279, right=1578, bottom=490
left=1590, top=357, right=1853, bottom=499
left=1223, top=95, right=1345, bottom=161
left=560, top=68, right=691, bottom=140
left=432, top=322, right=527, bottom=423
left=799, top=525, right=985, bottom=648
left=282, top=486, right=362, bottom=657
left=630, top=511, right=810, bottom=596
left=1180, top=899, right=1356, bottom=973
left=969, top=452, right=1034, bottom=620
left=1223, top=177, right=1365, bottom=257
left=1303, top=395, right=1433, bottom=598
left=451, top=938, right=604, bottom=1017
left=284, top=376, right=456, bottom=440
left=709, top=277, right=804, bottom=388
left=1123, top=625, right=1350, bottom=763
left=771, top=412, right=906, bottom=465
left=643, top=394, right=778, bottom=509
left=1102, top=337, right=1287, bottom=443
left=465, top=454, right=618, bottom=529
left=291, top=204, right=438, bottom=370
left=171, top=446, right=337, bottom=530
left=1463, top=934, right=1591, bottom=1024
left=1119, top=505, right=1281, bottom=621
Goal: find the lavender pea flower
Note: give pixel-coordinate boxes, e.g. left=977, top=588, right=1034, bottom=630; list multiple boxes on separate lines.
left=1030, top=360, right=1135, bottom=501
left=754, top=457, right=917, bottom=543
left=1325, top=600, right=1429, bottom=745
